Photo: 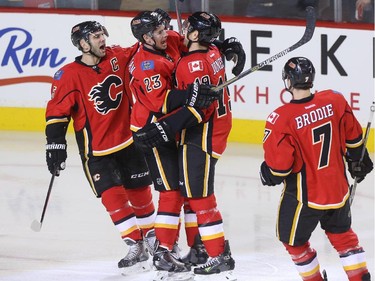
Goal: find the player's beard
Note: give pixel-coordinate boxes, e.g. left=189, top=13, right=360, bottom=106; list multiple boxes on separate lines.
left=91, top=45, right=106, bottom=58
left=156, top=39, right=167, bottom=51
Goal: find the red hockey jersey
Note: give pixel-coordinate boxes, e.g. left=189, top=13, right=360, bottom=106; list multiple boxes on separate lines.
left=46, top=44, right=138, bottom=157
left=128, top=31, right=186, bottom=130
left=174, top=45, right=232, bottom=158
left=263, top=90, right=364, bottom=209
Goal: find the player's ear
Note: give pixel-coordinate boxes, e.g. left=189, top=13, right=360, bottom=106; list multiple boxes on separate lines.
left=190, top=30, right=199, bottom=42
left=80, top=39, right=90, bottom=52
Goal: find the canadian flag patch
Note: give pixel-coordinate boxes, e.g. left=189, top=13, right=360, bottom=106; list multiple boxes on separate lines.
left=267, top=112, right=280, bottom=124
left=188, top=60, right=203, bottom=73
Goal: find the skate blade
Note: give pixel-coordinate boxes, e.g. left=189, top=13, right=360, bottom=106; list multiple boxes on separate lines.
left=193, top=270, right=237, bottom=281
left=153, top=270, right=195, bottom=281
left=120, top=260, right=152, bottom=276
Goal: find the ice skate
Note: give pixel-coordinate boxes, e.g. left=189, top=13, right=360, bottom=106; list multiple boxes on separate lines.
left=153, top=245, right=191, bottom=271
left=181, top=234, right=208, bottom=265
left=171, top=242, right=183, bottom=260
left=362, top=272, right=371, bottom=281
left=193, top=240, right=235, bottom=280
left=118, top=238, right=150, bottom=274
left=144, top=229, right=157, bottom=255
left=152, top=245, right=193, bottom=281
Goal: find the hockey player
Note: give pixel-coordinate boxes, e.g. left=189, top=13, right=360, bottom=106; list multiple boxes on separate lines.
left=45, top=21, right=156, bottom=271
left=174, top=11, right=236, bottom=276
left=129, top=10, right=212, bottom=275
left=129, top=10, right=245, bottom=276
left=260, top=57, right=373, bottom=281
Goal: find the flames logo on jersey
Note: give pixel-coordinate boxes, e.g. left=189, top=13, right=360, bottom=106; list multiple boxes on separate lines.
left=88, top=74, right=123, bottom=115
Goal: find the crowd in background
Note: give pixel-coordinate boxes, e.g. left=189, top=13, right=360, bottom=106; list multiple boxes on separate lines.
left=0, top=0, right=373, bottom=23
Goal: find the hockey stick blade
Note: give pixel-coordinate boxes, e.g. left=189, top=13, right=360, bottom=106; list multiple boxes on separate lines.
left=211, top=6, right=316, bottom=92
left=30, top=219, right=42, bottom=232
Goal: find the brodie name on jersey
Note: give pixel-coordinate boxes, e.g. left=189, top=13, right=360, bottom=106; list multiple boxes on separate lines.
left=295, top=103, right=333, bottom=129
left=212, top=57, right=224, bottom=75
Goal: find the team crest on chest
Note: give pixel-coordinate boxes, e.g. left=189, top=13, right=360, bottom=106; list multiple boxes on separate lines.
left=88, top=74, right=123, bottom=115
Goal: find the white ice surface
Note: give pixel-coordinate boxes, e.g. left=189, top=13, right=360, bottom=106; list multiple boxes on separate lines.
left=0, top=131, right=373, bottom=281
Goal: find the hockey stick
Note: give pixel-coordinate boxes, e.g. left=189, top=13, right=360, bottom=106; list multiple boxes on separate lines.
left=349, top=101, right=375, bottom=206
left=174, top=0, right=183, bottom=34
left=211, top=6, right=316, bottom=92
left=30, top=167, right=58, bottom=232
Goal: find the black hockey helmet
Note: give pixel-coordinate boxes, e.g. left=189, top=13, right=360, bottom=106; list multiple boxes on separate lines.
left=186, top=12, right=222, bottom=44
left=282, top=57, right=315, bottom=89
left=154, top=8, right=171, bottom=29
left=71, top=21, right=108, bottom=50
left=131, top=11, right=165, bottom=43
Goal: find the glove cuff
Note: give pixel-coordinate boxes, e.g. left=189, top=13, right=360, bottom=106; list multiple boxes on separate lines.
left=46, top=143, right=67, bottom=150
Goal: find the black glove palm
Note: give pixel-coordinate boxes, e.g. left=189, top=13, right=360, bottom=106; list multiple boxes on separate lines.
left=185, top=82, right=220, bottom=108
left=46, top=141, right=67, bottom=176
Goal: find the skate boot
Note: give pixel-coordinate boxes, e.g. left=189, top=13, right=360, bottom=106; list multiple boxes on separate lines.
left=144, top=229, right=157, bottom=255
left=194, top=240, right=235, bottom=275
left=362, top=272, right=371, bottom=281
left=181, top=234, right=208, bottom=265
left=171, top=242, right=182, bottom=260
left=152, top=245, right=193, bottom=281
left=118, top=238, right=149, bottom=268
left=153, top=245, right=191, bottom=272
left=153, top=246, right=174, bottom=271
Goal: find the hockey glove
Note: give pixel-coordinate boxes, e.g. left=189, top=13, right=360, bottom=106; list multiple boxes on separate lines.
left=220, top=37, right=246, bottom=76
left=46, top=140, right=67, bottom=176
left=259, top=161, right=285, bottom=186
left=346, top=150, right=373, bottom=183
left=133, top=120, right=174, bottom=150
left=185, top=82, right=220, bottom=109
